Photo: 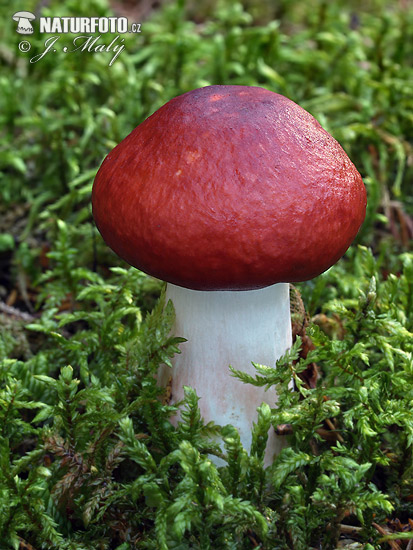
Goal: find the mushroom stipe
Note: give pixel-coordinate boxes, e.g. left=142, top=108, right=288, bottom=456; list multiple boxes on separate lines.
left=92, top=85, right=366, bottom=463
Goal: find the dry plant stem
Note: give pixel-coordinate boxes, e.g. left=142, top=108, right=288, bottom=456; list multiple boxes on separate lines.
left=372, top=522, right=403, bottom=550
left=163, top=282, right=292, bottom=463
left=340, top=524, right=362, bottom=536
left=0, top=300, right=36, bottom=322
left=325, top=417, right=345, bottom=443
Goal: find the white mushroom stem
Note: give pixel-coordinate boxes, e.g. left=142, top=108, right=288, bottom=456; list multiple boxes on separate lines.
left=16, top=18, right=34, bottom=33
left=163, top=282, right=292, bottom=463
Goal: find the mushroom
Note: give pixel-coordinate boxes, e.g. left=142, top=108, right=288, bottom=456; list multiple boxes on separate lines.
left=92, top=85, right=366, bottom=462
left=13, top=11, right=35, bottom=35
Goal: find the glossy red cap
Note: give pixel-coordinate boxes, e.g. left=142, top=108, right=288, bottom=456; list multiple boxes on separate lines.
left=92, top=85, right=366, bottom=291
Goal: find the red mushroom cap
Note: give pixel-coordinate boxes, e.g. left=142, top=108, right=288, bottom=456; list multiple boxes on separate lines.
left=92, top=85, right=366, bottom=291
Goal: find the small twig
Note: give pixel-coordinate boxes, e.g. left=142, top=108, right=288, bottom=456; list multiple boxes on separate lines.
left=247, top=530, right=259, bottom=547
left=406, top=538, right=413, bottom=550
left=6, top=289, right=17, bottom=307
left=340, top=524, right=362, bottom=537
left=16, top=269, right=34, bottom=312
left=325, top=418, right=345, bottom=443
left=372, top=522, right=403, bottom=550
left=336, top=361, right=364, bottom=382
left=18, top=535, right=37, bottom=550
left=0, top=301, right=37, bottom=323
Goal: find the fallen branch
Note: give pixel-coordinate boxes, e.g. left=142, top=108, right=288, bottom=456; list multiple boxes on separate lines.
left=372, top=522, right=403, bottom=550
left=340, top=524, right=362, bottom=537
left=0, top=301, right=37, bottom=323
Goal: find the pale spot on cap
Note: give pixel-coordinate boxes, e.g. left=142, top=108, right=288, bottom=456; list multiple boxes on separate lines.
left=186, top=151, right=201, bottom=162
